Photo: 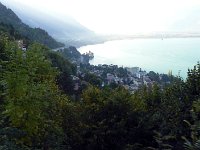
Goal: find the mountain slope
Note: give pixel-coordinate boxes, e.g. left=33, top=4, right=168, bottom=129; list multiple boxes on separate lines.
left=15, top=11, right=96, bottom=43
left=0, top=2, right=64, bottom=49
left=0, top=1, right=105, bottom=47
left=18, top=13, right=105, bottom=47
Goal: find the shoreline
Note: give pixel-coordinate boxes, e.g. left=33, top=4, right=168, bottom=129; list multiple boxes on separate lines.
left=77, top=36, right=200, bottom=48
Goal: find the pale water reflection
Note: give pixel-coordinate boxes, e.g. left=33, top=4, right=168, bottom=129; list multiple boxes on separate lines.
left=78, top=38, right=200, bottom=78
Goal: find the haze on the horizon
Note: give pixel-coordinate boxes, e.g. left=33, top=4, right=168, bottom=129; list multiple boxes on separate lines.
left=1, top=0, right=200, bottom=35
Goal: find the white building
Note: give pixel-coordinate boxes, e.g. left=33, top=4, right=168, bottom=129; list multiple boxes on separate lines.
left=126, top=67, right=140, bottom=75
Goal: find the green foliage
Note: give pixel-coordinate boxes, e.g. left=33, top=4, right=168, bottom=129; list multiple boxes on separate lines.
left=0, top=40, right=69, bottom=148
left=75, top=86, right=155, bottom=149
left=47, top=51, right=77, bottom=95
left=182, top=99, right=200, bottom=150
left=58, top=47, right=81, bottom=62
left=83, top=73, right=102, bottom=87
left=47, top=51, right=76, bottom=74
left=1, top=28, right=200, bottom=149
left=187, top=62, right=200, bottom=100
left=150, top=131, right=174, bottom=150
left=148, top=71, right=160, bottom=82
left=0, top=22, right=23, bottom=40
left=117, top=67, right=128, bottom=78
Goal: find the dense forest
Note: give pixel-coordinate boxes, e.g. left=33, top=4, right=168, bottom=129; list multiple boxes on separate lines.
left=1, top=24, right=200, bottom=150
left=0, top=2, right=64, bottom=49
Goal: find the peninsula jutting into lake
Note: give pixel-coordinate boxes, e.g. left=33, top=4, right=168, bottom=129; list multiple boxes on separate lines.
left=1, top=0, right=200, bottom=149
left=79, top=38, right=200, bottom=79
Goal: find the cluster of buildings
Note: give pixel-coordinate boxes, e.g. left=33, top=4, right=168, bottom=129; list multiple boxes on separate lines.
left=75, top=64, right=159, bottom=94
left=104, top=66, right=155, bottom=93
left=57, top=48, right=171, bottom=94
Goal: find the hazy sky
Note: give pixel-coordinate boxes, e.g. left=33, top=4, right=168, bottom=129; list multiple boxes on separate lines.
left=1, top=0, right=200, bottom=34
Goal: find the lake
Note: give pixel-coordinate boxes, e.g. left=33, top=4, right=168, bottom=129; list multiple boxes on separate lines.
left=78, top=38, right=200, bottom=78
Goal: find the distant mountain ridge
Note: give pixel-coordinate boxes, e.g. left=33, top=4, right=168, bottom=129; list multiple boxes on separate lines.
left=15, top=11, right=97, bottom=46
left=0, top=1, right=106, bottom=47
left=0, top=2, right=64, bottom=49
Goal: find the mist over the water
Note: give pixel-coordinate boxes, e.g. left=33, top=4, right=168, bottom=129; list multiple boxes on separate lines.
left=1, top=0, right=200, bottom=35
left=79, top=38, right=200, bottom=78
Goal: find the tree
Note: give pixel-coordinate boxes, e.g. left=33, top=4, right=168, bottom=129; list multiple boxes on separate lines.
left=148, top=71, right=160, bottom=82
left=75, top=86, right=155, bottom=149
left=2, top=43, right=68, bottom=148
left=47, top=51, right=76, bottom=95
left=84, top=73, right=102, bottom=87
left=187, top=63, right=200, bottom=100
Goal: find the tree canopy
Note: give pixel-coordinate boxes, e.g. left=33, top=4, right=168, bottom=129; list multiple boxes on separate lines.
left=1, top=32, right=200, bottom=149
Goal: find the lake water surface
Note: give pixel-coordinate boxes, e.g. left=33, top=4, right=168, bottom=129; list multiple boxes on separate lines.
left=78, top=38, right=200, bottom=78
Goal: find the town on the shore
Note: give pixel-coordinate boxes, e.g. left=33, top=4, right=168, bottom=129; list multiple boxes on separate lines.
left=58, top=46, right=174, bottom=94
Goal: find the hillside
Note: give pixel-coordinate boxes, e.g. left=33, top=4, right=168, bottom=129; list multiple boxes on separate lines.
left=1, top=32, right=200, bottom=149
left=16, top=13, right=102, bottom=47
left=0, top=2, right=64, bottom=49
left=0, top=1, right=106, bottom=47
